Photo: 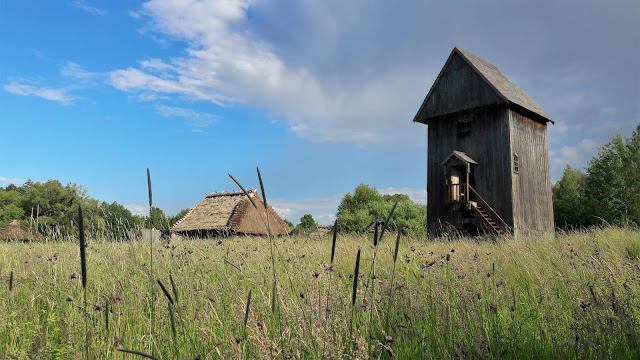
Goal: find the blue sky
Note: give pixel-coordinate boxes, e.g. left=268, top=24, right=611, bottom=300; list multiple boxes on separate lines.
left=1, top=1, right=638, bottom=224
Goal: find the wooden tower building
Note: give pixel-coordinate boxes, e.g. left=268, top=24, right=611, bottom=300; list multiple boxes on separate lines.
left=413, top=47, right=554, bottom=237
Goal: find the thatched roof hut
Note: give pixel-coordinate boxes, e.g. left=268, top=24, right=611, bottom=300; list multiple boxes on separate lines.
left=0, top=220, right=44, bottom=241
left=172, top=189, right=290, bottom=237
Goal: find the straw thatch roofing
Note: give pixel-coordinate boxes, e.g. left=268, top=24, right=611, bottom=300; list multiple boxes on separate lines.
left=172, top=190, right=290, bottom=236
left=0, top=220, right=44, bottom=241
left=414, top=46, right=552, bottom=124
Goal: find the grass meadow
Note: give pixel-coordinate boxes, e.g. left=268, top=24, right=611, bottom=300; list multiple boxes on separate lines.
left=1, top=227, right=640, bottom=359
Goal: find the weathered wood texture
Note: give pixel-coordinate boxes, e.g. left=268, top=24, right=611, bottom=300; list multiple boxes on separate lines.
left=420, top=52, right=503, bottom=121
left=427, top=106, right=513, bottom=235
left=419, top=47, right=554, bottom=237
left=509, top=111, right=554, bottom=235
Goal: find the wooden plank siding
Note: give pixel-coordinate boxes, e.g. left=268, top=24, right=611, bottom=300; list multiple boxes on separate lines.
left=418, top=47, right=555, bottom=237
left=427, top=105, right=513, bottom=235
left=420, top=52, right=503, bottom=120
left=509, top=111, right=554, bottom=235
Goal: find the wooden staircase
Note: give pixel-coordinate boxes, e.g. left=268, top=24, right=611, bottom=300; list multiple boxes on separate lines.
left=471, top=203, right=505, bottom=236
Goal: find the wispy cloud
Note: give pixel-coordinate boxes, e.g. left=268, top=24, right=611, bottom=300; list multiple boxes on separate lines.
left=4, top=80, right=76, bottom=105
left=0, top=176, right=25, bottom=185
left=154, top=104, right=218, bottom=128
left=61, top=61, right=99, bottom=80
left=106, top=0, right=428, bottom=145
left=69, top=1, right=106, bottom=15
left=551, top=138, right=599, bottom=180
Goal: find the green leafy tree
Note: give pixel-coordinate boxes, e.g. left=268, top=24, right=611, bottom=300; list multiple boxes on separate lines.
left=169, top=208, right=191, bottom=228
left=552, top=165, right=588, bottom=228
left=336, top=184, right=427, bottom=235
left=585, top=126, right=640, bottom=226
left=148, top=206, right=168, bottom=230
left=283, top=219, right=294, bottom=230
left=0, top=203, right=25, bottom=227
left=298, top=214, right=317, bottom=230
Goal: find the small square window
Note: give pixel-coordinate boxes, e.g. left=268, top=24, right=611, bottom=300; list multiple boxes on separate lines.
left=513, top=154, right=519, bottom=173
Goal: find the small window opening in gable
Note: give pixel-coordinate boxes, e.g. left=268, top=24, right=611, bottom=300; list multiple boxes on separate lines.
left=457, top=117, right=472, bottom=138
left=513, top=153, right=519, bottom=173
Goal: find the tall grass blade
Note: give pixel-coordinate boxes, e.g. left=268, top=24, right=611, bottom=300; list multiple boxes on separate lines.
left=146, top=168, right=152, bottom=208
left=256, top=167, right=268, bottom=210
left=105, top=298, right=109, bottom=333
left=9, top=270, right=13, bottom=292
left=228, top=174, right=259, bottom=211
left=78, top=204, right=88, bottom=360
left=169, top=272, right=178, bottom=304
left=157, top=279, right=174, bottom=305
left=168, top=302, right=177, bottom=352
left=244, top=290, right=252, bottom=328
left=147, top=168, right=155, bottom=352
left=330, top=220, right=337, bottom=264
left=393, top=224, right=401, bottom=263
left=78, top=205, right=87, bottom=289
left=385, top=223, right=402, bottom=330
left=373, top=221, right=379, bottom=247
left=117, top=349, right=161, bottom=360
left=378, top=200, right=399, bottom=244
left=352, top=249, right=361, bottom=307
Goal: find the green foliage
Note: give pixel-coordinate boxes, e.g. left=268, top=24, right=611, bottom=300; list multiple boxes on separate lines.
left=148, top=206, right=168, bottom=230
left=553, top=124, right=640, bottom=228
left=0, top=179, right=157, bottom=240
left=169, top=208, right=191, bottom=228
left=298, top=214, right=317, bottom=230
left=283, top=219, right=294, bottom=230
left=552, top=165, right=588, bottom=228
left=0, top=203, right=25, bottom=227
left=336, top=184, right=426, bottom=235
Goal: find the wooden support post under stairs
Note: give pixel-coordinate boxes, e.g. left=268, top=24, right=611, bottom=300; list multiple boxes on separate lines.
left=471, top=204, right=505, bottom=236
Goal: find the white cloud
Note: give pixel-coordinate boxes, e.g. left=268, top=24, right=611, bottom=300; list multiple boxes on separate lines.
left=4, top=80, right=76, bottom=105
left=551, top=138, right=598, bottom=172
left=106, top=0, right=428, bottom=145
left=0, top=176, right=25, bottom=185
left=124, top=203, right=148, bottom=216
left=69, top=1, right=106, bottom=15
left=61, top=61, right=99, bottom=80
left=154, top=104, right=217, bottom=127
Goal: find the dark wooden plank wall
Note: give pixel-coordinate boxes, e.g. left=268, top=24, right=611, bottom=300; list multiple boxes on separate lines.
left=428, top=106, right=514, bottom=235
left=422, top=53, right=503, bottom=120
left=509, top=111, right=554, bottom=235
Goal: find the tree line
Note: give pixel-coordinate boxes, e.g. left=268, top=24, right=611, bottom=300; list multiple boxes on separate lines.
left=553, top=124, right=640, bottom=228
left=0, top=180, right=188, bottom=240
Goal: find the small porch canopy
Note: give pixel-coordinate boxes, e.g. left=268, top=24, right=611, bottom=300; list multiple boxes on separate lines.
left=442, top=151, right=478, bottom=203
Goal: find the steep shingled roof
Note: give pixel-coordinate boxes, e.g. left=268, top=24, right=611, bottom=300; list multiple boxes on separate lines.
left=414, top=46, right=552, bottom=124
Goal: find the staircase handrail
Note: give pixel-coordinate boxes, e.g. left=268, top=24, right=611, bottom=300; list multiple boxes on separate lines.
left=468, top=185, right=512, bottom=234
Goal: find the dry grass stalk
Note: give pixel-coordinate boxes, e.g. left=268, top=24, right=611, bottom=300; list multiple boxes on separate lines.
left=147, top=168, right=155, bottom=351
left=78, top=205, right=88, bottom=360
